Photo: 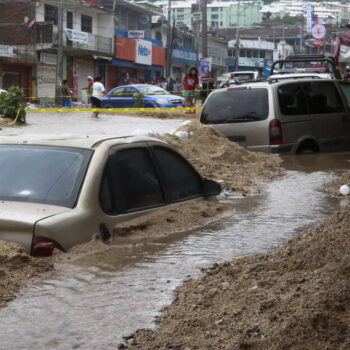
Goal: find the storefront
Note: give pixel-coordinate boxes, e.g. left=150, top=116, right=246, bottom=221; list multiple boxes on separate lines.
left=0, top=62, right=33, bottom=98
left=113, top=32, right=165, bottom=86
left=36, top=53, right=56, bottom=103
left=171, top=48, right=197, bottom=80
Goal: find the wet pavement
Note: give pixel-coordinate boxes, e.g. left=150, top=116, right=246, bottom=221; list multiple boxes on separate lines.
left=0, top=153, right=349, bottom=350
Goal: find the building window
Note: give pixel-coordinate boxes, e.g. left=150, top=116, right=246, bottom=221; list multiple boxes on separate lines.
left=211, top=14, right=219, bottom=19
left=155, top=31, right=162, bottom=41
left=81, top=14, right=92, bottom=33
left=177, top=8, right=184, bottom=12
left=253, top=50, right=258, bottom=58
left=260, top=50, right=266, bottom=58
left=177, top=15, right=184, bottom=20
left=44, top=4, right=58, bottom=25
left=220, top=21, right=223, bottom=26
left=211, top=7, right=219, bottom=11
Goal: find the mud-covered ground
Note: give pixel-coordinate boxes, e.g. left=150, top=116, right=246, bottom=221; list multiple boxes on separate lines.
left=0, top=242, right=53, bottom=307
left=127, top=205, right=350, bottom=350
left=153, top=121, right=282, bottom=195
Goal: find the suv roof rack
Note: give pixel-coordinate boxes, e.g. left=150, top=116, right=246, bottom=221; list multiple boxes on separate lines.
left=285, top=54, right=327, bottom=60
left=267, top=75, right=322, bottom=83
left=228, top=75, right=323, bottom=87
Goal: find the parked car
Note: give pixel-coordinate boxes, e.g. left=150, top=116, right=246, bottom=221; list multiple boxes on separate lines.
left=200, top=78, right=350, bottom=154
left=0, top=136, right=221, bottom=256
left=216, top=71, right=258, bottom=88
left=270, top=54, right=341, bottom=80
left=101, top=84, right=185, bottom=108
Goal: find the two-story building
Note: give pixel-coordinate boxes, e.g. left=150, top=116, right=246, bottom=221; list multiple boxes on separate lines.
left=36, top=0, right=114, bottom=102
left=0, top=0, right=114, bottom=102
left=103, top=0, right=166, bottom=86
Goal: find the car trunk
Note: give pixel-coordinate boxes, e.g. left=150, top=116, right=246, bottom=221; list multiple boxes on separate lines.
left=0, top=201, right=69, bottom=254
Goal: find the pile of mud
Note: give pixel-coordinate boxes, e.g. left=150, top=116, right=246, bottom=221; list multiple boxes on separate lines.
left=0, top=241, right=53, bottom=307
left=108, top=110, right=197, bottom=120
left=128, top=206, right=350, bottom=350
left=153, top=121, right=282, bottom=195
left=324, top=170, right=350, bottom=196
left=113, top=200, right=231, bottom=239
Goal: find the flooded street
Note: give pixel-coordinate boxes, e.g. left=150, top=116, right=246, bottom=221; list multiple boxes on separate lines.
left=0, top=153, right=349, bottom=350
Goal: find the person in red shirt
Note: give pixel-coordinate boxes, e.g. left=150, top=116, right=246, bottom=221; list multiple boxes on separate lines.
left=183, top=67, right=199, bottom=114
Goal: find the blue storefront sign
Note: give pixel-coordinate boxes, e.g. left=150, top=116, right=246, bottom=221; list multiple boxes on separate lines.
left=172, top=48, right=197, bottom=64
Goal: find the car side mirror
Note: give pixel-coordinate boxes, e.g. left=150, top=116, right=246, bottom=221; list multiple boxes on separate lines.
left=202, top=178, right=221, bottom=197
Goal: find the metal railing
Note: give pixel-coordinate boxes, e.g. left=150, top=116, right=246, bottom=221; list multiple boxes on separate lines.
left=53, top=27, right=113, bottom=55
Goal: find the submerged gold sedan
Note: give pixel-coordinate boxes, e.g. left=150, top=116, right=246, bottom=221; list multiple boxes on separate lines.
left=0, top=136, right=221, bottom=256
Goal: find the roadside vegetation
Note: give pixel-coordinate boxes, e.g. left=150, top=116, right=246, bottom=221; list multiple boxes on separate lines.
left=0, top=86, right=26, bottom=124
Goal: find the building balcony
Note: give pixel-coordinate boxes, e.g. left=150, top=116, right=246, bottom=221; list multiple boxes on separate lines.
left=53, top=27, right=113, bottom=56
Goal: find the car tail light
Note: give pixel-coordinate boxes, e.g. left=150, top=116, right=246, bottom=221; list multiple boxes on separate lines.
left=31, top=236, right=63, bottom=257
left=269, top=119, right=283, bottom=145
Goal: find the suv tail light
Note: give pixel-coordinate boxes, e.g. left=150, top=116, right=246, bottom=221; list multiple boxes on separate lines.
left=31, top=236, right=63, bottom=257
left=269, top=119, right=283, bottom=145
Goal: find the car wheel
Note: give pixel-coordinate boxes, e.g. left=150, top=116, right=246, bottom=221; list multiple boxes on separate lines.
left=296, top=140, right=320, bottom=154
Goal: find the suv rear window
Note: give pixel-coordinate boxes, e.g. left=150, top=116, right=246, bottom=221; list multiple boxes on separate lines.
left=201, top=88, right=269, bottom=124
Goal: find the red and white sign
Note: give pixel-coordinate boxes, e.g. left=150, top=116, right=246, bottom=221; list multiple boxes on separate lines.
left=311, top=24, right=326, bottom=40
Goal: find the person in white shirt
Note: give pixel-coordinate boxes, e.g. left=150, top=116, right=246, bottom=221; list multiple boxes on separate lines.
left=91, top=76, right=106, bottom=119
left=228, top=73, right=238, bottom=87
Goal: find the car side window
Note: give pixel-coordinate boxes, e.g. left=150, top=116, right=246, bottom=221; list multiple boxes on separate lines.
left=111, top=87, right=124, bottom=97
left=278, top=83, right=308, bottom=116
left=124, top=87, right=139, bottom=97
left=153, top=146, right=203, bottom=202
left=100, top=148, right=165, bottom=214
left=303, top=82, right=345, bottom=114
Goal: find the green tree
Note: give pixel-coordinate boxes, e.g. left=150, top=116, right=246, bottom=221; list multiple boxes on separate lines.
left=263, top=14, right=305, bottom=26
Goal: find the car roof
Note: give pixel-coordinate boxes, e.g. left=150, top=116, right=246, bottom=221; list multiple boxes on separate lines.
left=0, top=135, right=167, bottom=149
left=211, top=77, right=337, bottom=93
left=218, top=71, right=256, bottom=78
left=112, top=84, right=160, bottom=89
left=269, top=73, right=327, bottom=79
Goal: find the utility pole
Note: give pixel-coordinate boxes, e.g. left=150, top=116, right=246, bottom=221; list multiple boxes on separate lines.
left=166, top=0, right=172, bottom=77
left=201, top=0, right=208, bottom=58
left=55, top=0, right=64, bottom=103
left=234, top=0, right=240, bottom=71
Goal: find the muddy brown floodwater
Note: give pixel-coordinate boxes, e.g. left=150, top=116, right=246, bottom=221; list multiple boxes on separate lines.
left=0, top=153, right=348, bottom=350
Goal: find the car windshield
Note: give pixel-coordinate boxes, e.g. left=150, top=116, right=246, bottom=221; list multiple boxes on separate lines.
left=235, top=74, right=254, bottom=82
left=138, top=86, right=169, bottom=95
left=201, top=88, right=269, bottom=123
left=0, top=145, right=93, bottom=208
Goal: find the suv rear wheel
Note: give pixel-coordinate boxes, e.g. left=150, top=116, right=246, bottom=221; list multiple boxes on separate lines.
left=296, top=140, right=320, bottom=154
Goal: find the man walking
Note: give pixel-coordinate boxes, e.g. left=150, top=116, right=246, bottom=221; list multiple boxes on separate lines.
left=91, top=76, right=106, bottom=119
left=61, top=80, right=72, bottom=108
